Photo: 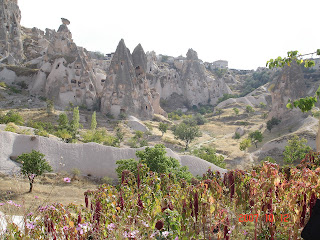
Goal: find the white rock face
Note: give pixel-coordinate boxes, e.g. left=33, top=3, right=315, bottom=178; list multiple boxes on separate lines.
left=0, top=131, right=227, bottom=179
left=127, top=116, right=148, bottom=132
left=146, top=49, right=232, bottom=109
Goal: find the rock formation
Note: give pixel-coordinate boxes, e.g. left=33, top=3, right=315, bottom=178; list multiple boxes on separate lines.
left=268, top=63, right=308, bottom=122
left=146, top=49, right=232, bottom=111
left=100, top=39, right=165, bottom=119
left=0, top=0, right=24, bottom=63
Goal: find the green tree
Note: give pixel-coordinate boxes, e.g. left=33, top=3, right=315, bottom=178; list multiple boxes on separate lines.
left=159, top=122, right=169, bottom=136
left=246, top=105, right=254, bottom=114
left=91, top=111, right=97, bottom=130
left=173, top=122, right=202, bottom=150
left=192, top=146, right=226, bottom=168
left=233, top=107, right=239, bottom=116
left=70, top=107, right=80, bottom=138
left=116, top=144, right=193, bottom=181
left=249, top=130, right=263, bottom=148
left=267, top=117, right=281, bottom=132
left=58, top=113, right=69, bottom=129
left=19, top=150, right=52, bottom=192
left=240, top=138, right=252, bottom=151
left=283, top=135, right=312, bottom=164
left=115, top=127, right=124, bottom=146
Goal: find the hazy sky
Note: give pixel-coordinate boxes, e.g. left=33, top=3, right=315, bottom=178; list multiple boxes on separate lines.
left=19, top=0, right=320, bottom=70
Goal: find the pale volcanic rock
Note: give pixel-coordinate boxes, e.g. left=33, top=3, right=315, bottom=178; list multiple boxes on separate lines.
left=268, top=63, right=307, bottom=122
left=101, top=39, right=165, bottom=119
left=0, top=0, right=24, bottom=62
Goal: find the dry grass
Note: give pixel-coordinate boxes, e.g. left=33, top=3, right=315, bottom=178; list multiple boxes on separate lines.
left=0, top=174, right=99, bottom=216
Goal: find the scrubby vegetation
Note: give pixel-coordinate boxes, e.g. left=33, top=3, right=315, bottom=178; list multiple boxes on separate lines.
left=3, top=155, right=320, bottom=239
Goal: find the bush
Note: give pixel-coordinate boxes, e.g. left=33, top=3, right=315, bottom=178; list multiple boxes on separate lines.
left=119, top=112, right=127, bottom=120
left=0, top=110, right=24, bottom=125
left=19, top=150, right=52, bottom=192
left=134, top=130, right=144, bottom=139
left=234, top=132, right=241, bottom=139
left=283, top=135, right=312, bottom=164
left=173, top=122, right=202, bottom=150
left=5, top=122, right=19, bottom=133
left=192, top=146, right=226, bottom=168
left=34, top=128, right=49, bottom=137
left=267, top=117, right=281, bottom=132
left=139, top=139, right=148, bottom=147
left=55, top=129, right=73, bottom=142
left=193, top=113, right=207, bottom=125
left=0, top=81, right=7, bottom=88
left=246, top=105, right=254, bottom=114
left=158, top=122, right=168, bottom=136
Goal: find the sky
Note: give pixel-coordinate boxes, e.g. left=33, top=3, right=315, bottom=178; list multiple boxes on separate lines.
left=19, top=0, right=320, bottom=70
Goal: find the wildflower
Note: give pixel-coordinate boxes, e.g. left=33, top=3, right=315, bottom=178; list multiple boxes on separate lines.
left=63, top=226, right=69, bottom=231
left=141, top=220, right=149, bottom=227
left=175, top=237, right=179, bottom=240
left=162, top=231, right=170, bottom=237
left=0, top=203, right=4, bottom=206
left=76, top=224, right=84, bottom=235
left=107, top=223, right=116, bottom=231
left=14, top=203, right=21, bottom=208
left=155, top=219, right=164, bottom=230
left=7, top=200, right=14, bottom=205
left=35, top=196, right=39, bottom=199
left=63, top=177, right=71, bottom=183
left=243, top=230, right=248, bottom=235
left=27, top=212, right=33, bottom=216
left=26, top=222, right=36, bottom=229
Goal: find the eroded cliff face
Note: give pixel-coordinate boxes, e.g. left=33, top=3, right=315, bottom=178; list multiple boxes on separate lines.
left=268, top=63, right=307, bottom=122
left=146, top=49, right=232, bottom=111
left=100, top=40, right=166, bottom=119
left=0, top=0, right=24, bottom=63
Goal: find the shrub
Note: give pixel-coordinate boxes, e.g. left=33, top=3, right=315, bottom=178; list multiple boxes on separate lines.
left=34, top=128, right=49, bottom=137
left=19, top=150, right=52, bottom=192
left=192, top=146, right=226, bottom=168
left=71, top=168, right=81, bottom=177
left=246, top=105, right=254, bottom=114
left=0, top=110, right=24, bottom=125
left=249, top=130, right=263, bottom=148
left=128, top=137, right=138, bottom=148
left=240, top=138, right=252, bottom=151
left=119, top=112, right=127, bottom=120
left=283, top=135, right=312, bottom=164
left=134, top=130, right=144, bottom=139
left=259, top=102, right=267, bottom=109
left=139, top=139, right=148, bottom=147
left=5, top=122, right=19, bottom=133
left=91, top=111, right=97, bottom=130
left=158, top=122, right=168, bottom=136
left=262, top=156, right=276, bottom=163
left=233, top=107, right=239, bottom=115
left=267, top=117, right=281, bottom=132
left=55, top=129, right=73, bottom=142
left=0, top=81, right=7, bottom=88
left=234, top=132, right=241, bottom=139
left=193, top=113, right=207, bottom=125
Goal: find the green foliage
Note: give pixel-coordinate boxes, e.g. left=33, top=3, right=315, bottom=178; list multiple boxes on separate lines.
left=249, top=130, right=263, bottom=148
left=192, top=146, right=226, bottom=168
left=19, top=150, right=52, bottom=192
left=58, top=113, right=69, bottom=129
left=233, top=107, right=239, bottom=115
left=115, top=158, right=138, bottom=179
left=34, top=128, right=49, bottom=137
left=192, top=113, right=207, bottom=125
left=161, top=55, right=169, bottom=62
left=0, top=81, right=6, bottom=88
left=213, top=68, right=227, bottom=78
left=0, top=110, right=24, bottom=125
left=259, top=102, right=266, bottom=109
left=71, top=107, right=80, bottom=130
left=128, top=137, right=138, bottom=148
left=5, top=122, right=18, bottom=133
left=139, top=139, right=148, bottom=147
left=119, top=112, right=127, bottom=120
left=215, top=108, right=223, bottom=118
left=241, top=70, right=271, bottom=96
left=262, top=156, right=276, bottom=163
left=245, top=105, right=254, bottom=114
left=267, top=117, right=281, bottom=132
left=312, top=110, right=320, bottom=118
left=262, top=112, right=268, bottom=119
left=168, top=109, right=183, bottom=120
left=283, top=135, right=312, bottom=164
left=115, top=127, right=124, bottom=146
left=55, top=129, right=73, bottom=142
left=234, top=132, right=241, bottom=139
left=158, top=122, right=168, bottom=136
left=217, top=93, right=238, bottom=104
left=134, top=130, right=144, bottom=139
left=82, top=129, right=117, bottom=146
left=7, top=85, right=22, bottom=94
left=91, top=111, right=97, bottom=130
left=267, top=49, right=320, bottom=113
left=240, top=138, right=252, bottom=151
left=140, top=144, right=193, bottom=180
left=172, top=122, right=202, bottom=150
left=27, top=120, right=55, bottom=134
left=46, top=100, right=54, bottom=114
